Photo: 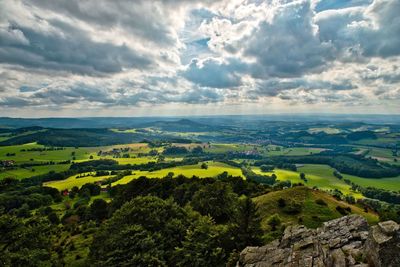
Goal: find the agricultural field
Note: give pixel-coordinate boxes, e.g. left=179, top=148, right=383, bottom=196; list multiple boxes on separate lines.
left=0, top=143, right=90, bottom=163
left=204, top=143, right=255, bottom=153
left=44, top=161, right=244, bottom=190
left=263, top=146, right=326, bottom=156
left=253, top=164, right=364, bottom=198
left=44, top=173, right=113, bottom=191
left=255, top=163, right=400, bottom=194
left=113, top=161, right=244, bottom=186
left=0, top=164, right=70, bottom=180
left=344, top=175, right=400, bottom=191
left=356, top=146, right=399, bottom=165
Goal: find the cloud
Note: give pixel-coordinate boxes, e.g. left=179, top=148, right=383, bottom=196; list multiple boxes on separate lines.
left=0, top=21, right=152, bottom=75
left=250, top=78, right=357, bottom=97
left=244, top=1, right=335, bottom=78
left=182, top=58, right=246, bottom=88
left=316, top=0, right=400, bottom=59
left=0, top=0, right=399, bottom=115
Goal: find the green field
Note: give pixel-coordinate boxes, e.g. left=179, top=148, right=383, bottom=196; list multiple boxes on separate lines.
left=204, top=144, right=255, bottom=153
left=44, top=173, right=112, bottom=191
left=358, top=146, right=399, bottom=165
left=344, top=175, right=400, bottom=191
left=263, top=146, right=326, bottom=156
left=114, top=161, right=244, bottom=186
left=44, top=161, right=244, bottom=190
left=0, top=164, right=70, bottom=180
left=0, top=143, right=90, bottom=163
left=253, top=164, right=364, bottom=198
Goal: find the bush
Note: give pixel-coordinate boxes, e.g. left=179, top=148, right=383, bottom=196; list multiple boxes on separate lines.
left=282, top=202, right=302, bottom=215
left=315, top=199, right=327, bottom=206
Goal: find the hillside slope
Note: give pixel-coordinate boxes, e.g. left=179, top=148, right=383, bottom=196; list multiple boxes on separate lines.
left=254, top=186, right=378, bottom=231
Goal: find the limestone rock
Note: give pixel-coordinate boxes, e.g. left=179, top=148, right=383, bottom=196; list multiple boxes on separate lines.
left=365, top=220, right=400, bottom=267
left=238, top=215, right=400, bottom=267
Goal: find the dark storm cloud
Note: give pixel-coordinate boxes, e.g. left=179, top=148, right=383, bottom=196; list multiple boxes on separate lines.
left=0, top=21, right=152, bottom=75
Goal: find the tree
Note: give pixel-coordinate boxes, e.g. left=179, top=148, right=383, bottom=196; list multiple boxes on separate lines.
left=89, top=196, right=191, bottom=265
left=201, top=162, right=208, bottom=169
left=191, top=182, right=238, bottom=224
left=47, top=212, right=60, bottom=224
left=231, top=197, right=263, bottom=250
left=260, top=165, right=274, bottom=172
left=89, top=199, right=108, bottom=221
left=192, top=146, right=203, bottom=155
left=0, top=215, right=52, bottom=266
left=80, top=183, right=101, bottom=196
left=174, top=213, right=229, bottom=267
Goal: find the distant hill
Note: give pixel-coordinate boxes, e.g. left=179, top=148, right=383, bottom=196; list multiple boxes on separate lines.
left=253, top=186, right=378, bottom=231
left=138, top=119, right=222, bottom=132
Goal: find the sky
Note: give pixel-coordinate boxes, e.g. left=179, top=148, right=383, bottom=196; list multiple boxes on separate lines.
left=0, top=0, right=399, bottom=117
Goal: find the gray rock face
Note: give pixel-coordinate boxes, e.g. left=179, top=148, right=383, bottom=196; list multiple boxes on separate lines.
left=238, top=215, right=400, bottom=267
left=364, top=220, right=400, bottom=267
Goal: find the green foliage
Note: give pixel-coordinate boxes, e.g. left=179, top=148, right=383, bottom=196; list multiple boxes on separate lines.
left=163, top=146, right=189, bottom=155
left=89, top=196, right=232, bottom=266
left=0, top=215, right=53, bottom=266
left=89, top=199, right=108, bottom=221
left=267, top=214, right=281, bottom=231
left=191, top=182, right=238, bottom=224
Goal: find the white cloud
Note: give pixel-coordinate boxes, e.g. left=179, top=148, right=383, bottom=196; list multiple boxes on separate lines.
left=0, top=0, right=399, bottom=115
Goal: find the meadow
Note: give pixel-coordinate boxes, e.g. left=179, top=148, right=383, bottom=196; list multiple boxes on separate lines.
left=253, top=164, right=364, bottom=198
left=44, top=161, right=244, bottom=190
left=0, top=164, right=70, bottom=180
left=263, top=146, right=326, bottom=156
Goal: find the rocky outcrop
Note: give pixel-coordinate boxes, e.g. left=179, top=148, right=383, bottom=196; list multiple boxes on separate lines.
left=238, top=215, right=400, bottom=267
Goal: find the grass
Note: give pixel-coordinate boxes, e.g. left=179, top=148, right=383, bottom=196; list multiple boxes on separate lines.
left=344, top=175, right=400, bottom=191
left=204, top=144, right=255, bottom=153
left=0, top=164, right=70, bottom=180
left=263, top=146, right=326, bottom=156
left=112, top=161, right=244, bottom=186
left=253, top=186, right=378, bottom=231
left=44, top=161, right=244, bottom=190
left=0, top=143, right=90, bottom=163
left=253, top=164, right=364, bottom=198
left=44, top=173, right=112, bottom=191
